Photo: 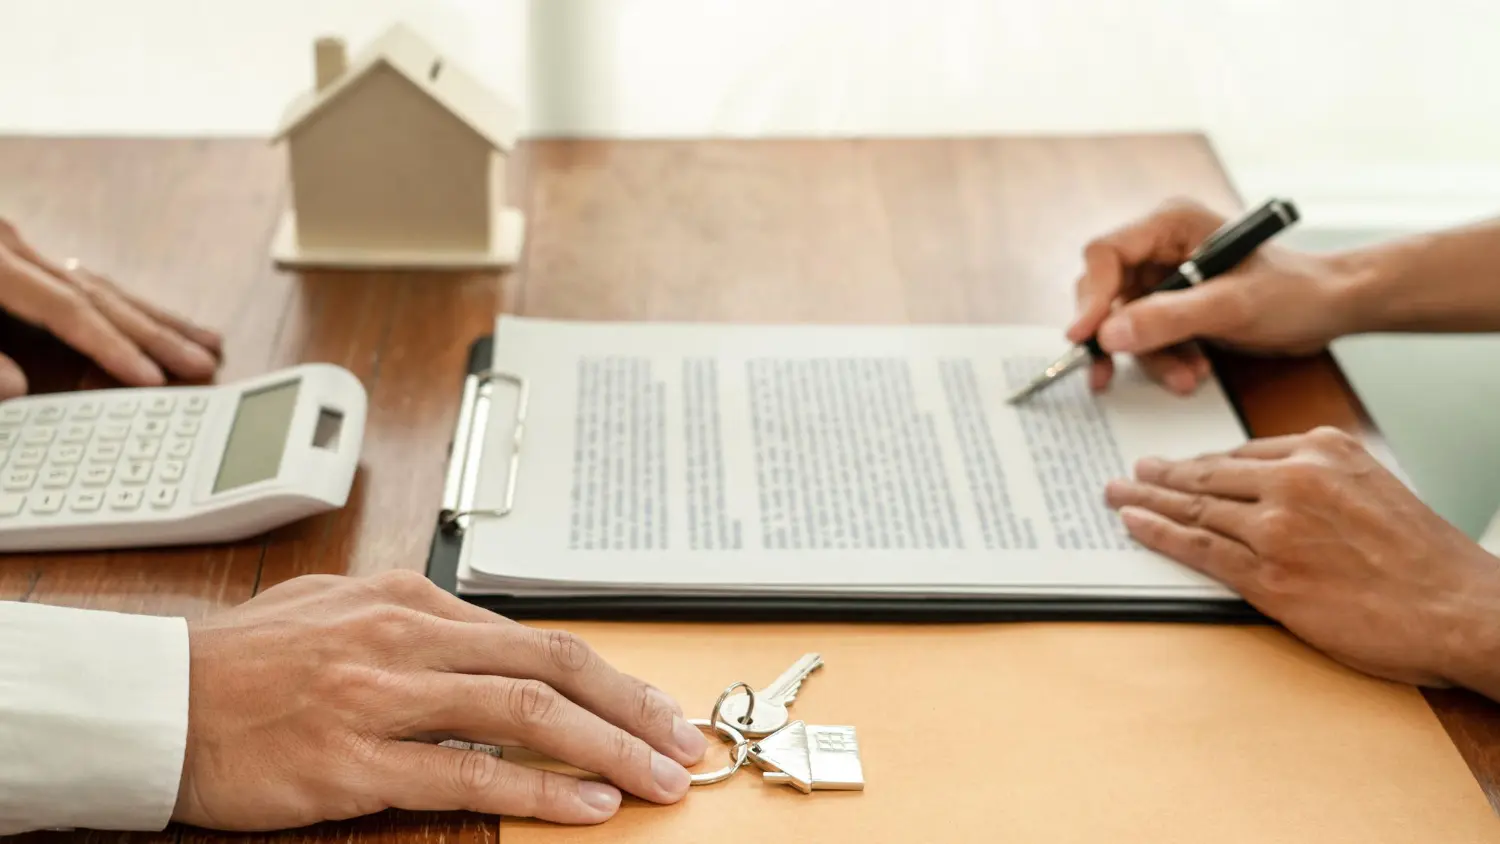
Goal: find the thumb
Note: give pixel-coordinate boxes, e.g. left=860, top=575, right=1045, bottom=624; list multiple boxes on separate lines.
left=0, top=352, right=28, bottom=399
left=1095, top=282, right=1248, bottom=355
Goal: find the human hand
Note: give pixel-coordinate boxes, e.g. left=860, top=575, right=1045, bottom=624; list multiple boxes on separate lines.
left=0, top=218, right=222, bottom=398
left=1105, top=427, right=1500, bottom=689
left=1070, top=199, right=1362, bottom=395
left=174, top=571, right=708, bottom=830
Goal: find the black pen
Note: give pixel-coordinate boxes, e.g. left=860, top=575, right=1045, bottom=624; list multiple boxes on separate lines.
left=1005, top=197, right=1300, bottom=404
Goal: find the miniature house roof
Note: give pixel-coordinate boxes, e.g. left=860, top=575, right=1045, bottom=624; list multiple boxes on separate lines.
left=273, top=23, right=519, bottom=152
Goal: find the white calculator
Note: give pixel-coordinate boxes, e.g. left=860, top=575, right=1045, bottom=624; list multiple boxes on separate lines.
left=0, top=364, right=367, bottom=552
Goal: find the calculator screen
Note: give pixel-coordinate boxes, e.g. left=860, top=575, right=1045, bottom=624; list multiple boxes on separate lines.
left=213, top=380, right=301, bottom=493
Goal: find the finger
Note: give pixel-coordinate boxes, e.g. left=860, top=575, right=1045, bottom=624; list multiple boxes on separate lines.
left=0, top=248, right=164, bottom=386
left=1105, top=479, right=1254, bottom=541
left=1137, top=350, right=1201, bottom=396
left=1133, top=455, right=1269, bottom=500
left=377, top=742, right=623, bottom=824
left=1088, top=357, right=1114, bottom=392
left=1068, top=201, right=1224, bottom=342
left=0, top=352, right=26, bottom=399
left=76, top=267, right=225, bottom=357
left=434, top=623, right=702, bottom=764
left=1118, top=505, right=1259, bottom=590
left=73, top=281, right=218, bottom=380
left=1095, top=280, right=1249, bottom=355
left=1230, top=435, right=1305, bottom=460
left=421, top=675, right=691, bottom=805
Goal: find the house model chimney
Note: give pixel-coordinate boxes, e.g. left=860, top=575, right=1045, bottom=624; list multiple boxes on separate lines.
left=314, top=37, right=347, bottom=90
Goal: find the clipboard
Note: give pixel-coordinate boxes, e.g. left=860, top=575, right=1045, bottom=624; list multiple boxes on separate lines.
left=424, top=335, right=1267, bottom=624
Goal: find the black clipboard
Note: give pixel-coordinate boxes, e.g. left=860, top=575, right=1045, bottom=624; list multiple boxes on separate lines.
left=425, top=336, right=1266, bottom=624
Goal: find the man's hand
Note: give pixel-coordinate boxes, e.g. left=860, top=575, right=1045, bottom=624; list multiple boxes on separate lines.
left=174, top=571, right=709, bottom=830
left=1105, top=427, right=1500, bottom=690
left=1071, top=199, right=1365, bottom=395
left=0, top=218, right=222, bottom=398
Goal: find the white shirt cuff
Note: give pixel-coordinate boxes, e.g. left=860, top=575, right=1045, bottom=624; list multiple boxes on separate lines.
left=0, top=601, right=189, bottom=835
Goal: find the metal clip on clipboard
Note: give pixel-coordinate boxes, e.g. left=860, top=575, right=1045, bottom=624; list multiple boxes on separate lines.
left=438, top=370, right=529, bottom=535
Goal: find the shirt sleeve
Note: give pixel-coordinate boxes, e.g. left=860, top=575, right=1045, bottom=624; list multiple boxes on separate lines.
left=1481, top=507, right=1500, bottom=556
left=0, top=601, right=190, bottom=835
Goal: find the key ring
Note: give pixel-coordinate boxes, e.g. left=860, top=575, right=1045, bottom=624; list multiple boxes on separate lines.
left=710, top=680, right=756, bottom=730
left=686, top=718, right=750, bottom=785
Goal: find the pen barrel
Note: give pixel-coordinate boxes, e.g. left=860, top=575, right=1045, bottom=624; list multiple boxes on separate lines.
left=1192, top=202, right=1297, bottom=279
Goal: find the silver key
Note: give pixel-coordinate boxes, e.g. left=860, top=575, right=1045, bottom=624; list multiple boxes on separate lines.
left=748, top=721, right=864, bottom=793
left=717, top=653, right=823, bottom=737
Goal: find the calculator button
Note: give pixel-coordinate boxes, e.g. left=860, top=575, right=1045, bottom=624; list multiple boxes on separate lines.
left=120, top=461, right=153, bottom=485
left=29, top=491, right=65, bottom=515
left=0, top=493, right=23, bottom=517
left=0, top=431, right=17, bottom=449
left=146, top=396, right=176, bottom=416
left=108, top=400, right=139, bottom=419
left=127, top=437, right=162, bottom=460
left=0, top=450, right=9, bottom=467
left=3, top=470, right=36, bottom=492
left=88, top=442, right=123, bottom=463
left=41, top=467, right=75, bottom=489
left=22, top=428, right=55, bottom=445
left=80, top=465, right=114, bottom=487
left=50, top=445, right=84, bottom=465
left=33, top=405, right=66, bottom=424
left=164, top=438, right=193, bottom=460
left=0, top=406, right=27, bottom=425
left=108, top=488, right=143, bottom=511
left=159, top=460, right=185, bottom=483
left=60, top=424, right=93, bottom=444
left=69, top=490, right=103, bottom=512
left=13, top=446, right=45, bottom=468
left=172, top=417, right=201, bottom=437
left=148, top=487, right=177, bottom=510
left=97, top=423, right=130, bottom=441
left=70, top=400, right=103, bottom=420
left=183, top=395, right=209, bottom=415
left=136, top=419, right=169, bottom=437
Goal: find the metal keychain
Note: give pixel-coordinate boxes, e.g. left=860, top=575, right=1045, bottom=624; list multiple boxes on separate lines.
left=687, top=682, right=757, bottom=786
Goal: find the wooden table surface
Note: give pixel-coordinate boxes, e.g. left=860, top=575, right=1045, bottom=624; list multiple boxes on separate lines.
left=1, top=135, right=1496, bottom=842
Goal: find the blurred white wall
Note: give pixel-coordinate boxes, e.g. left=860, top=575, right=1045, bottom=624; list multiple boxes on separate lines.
left=1, top=0, right=1497, bottom=220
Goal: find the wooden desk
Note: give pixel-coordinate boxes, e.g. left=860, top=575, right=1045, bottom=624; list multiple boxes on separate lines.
left=1, top=135, right=1497, bottom=843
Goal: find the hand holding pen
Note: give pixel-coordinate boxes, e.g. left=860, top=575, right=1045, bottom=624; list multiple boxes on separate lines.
left=1009, top=198, right=1363, bottom=403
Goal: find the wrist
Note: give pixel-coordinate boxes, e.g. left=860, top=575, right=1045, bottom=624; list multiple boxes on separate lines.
left=1332, top=234, right=1434, bottom=335
left=1436, top=549, right=1500, bottom=699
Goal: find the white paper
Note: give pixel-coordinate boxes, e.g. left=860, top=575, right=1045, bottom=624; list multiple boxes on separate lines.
left=457, top=317, right=1248, bottom=599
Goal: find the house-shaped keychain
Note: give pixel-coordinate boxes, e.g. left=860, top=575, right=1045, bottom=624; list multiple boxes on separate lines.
left=270, top=23, right=524, bottom=271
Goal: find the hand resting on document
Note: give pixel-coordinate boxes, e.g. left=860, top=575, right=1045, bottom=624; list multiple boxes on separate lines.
left=174, top=571, right=706, bottom=829
left=1105, top=427, right=1500, bottom=699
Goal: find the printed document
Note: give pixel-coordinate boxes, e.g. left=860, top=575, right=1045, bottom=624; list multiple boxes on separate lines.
left=456, top=317, right=1248, bottom=599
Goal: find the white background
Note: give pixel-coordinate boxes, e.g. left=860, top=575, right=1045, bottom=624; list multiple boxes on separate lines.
left=3, top=0, right=1499, bottom=223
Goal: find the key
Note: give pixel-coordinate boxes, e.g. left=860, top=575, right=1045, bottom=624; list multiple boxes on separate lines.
left=109, top=488, right=143, bottom=511
left=165, top=437, right=193, bottom=459
left=183, top=394, right=209, bottom=415
left=717, top=653, right=824, bottom=737
left=0, top=406, right=27, bottom=425
left=60, top=424, right=94, bottom=444
left=3, top=469, right=36, bottom=491
left=748, top=721, right=865, bottom=793
left=159, top=460, right=185, bottom=483
left=0, top=493, right=24, bottom=517
left=30, top=491, right=65, bottom=515
left=80, top=465, right=113, bottom=487
left=71, top=400, right=103, bottom=420
left=108, top=399, right=140, bottom=419
left=0, top=430, right=17, bottom=449
left=172, top=417, right=201, bottom=437
left=127, top=436, right=162, bottom=459
left=136, top=418, right=169, bottom=437
left=41, top=467, right=75, bottom=489
left=120, top=461, right=153, bottom=485
left=69, top=489, right=103, bottom=513
left=97, top=423, right=130, bottom=441
left=33, top=405, right=66, bottom=424
left=146, top=396, right=176, bottom=416
left=22, top=428, right=55, bottom=445
left=13, top=446, right=46, bottom=468
left=149, top=486, right=178, bottom=509
left=51, top=444, right=84, bottom=464
left=89, top=442, right=124, bottom=463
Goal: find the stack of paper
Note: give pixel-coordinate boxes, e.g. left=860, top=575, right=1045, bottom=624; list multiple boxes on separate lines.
left=454, top=317, right=1248, bottom=601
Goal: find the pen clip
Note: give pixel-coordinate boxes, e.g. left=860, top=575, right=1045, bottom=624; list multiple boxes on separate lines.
left=1191, top=198, right=1280, bottom=260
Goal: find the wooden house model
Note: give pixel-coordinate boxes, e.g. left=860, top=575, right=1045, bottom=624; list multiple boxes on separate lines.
left=270, top=23, right=524, bottom=270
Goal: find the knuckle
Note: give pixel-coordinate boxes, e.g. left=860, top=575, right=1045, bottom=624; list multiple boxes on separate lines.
left=508, top=679, right=564, bottom=730
left=632, top=681, right=674, bottom=735
left=533, top=771, right=570, bottom=814
left=455, top=749, right=505, bottom=799
left=1183, top=494, right=1210, bottom=526
left=1272, top=461, right=1328, bottom=499
left=543, top=629, right=594, bottom=674
left=370, top=568, right=432, bottom=602
left=357, top=604, right=419, bottom=648
left=608, top=726, right=649, bottom=770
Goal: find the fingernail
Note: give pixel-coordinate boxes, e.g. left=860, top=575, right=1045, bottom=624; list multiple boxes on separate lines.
left=671, top=715, right=708, bottom=762
left=131, top=357, right=166, bottom=386
left=1135, top=457, right=1165, bottom=478
left=651, top=751, right=690, bottom=797
left=578, top=781, right=621, bottom=815
left=181, top=343, right=217, bottom=375
left=1097, top=316, right=1137, bottom=353
left=1167, top=369, right=1197, bottom=394
left=647, top=686, right=684, bottom=717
